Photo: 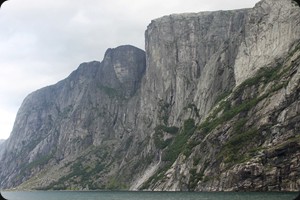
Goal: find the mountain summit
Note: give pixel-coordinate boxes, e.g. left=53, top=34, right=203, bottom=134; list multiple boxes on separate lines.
left=0, top=0, right=299, bottom=191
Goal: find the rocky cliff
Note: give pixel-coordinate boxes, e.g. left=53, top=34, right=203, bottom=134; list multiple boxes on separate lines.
left=0, top=45, right=148, bottom=190
left=145, top=42, right=300, bottom=191
left=0, top=0, right=299, bottom=191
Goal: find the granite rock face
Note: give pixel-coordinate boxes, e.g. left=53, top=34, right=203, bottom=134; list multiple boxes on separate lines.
left=234, top=0, right=300, bottom=85
left=0, top=0, right=300, bottom=191
left=0, top=45, right=147, bottom=189
left=143, top=9, right=245, bottom=126
left=147, top=43, right=300, bottom=191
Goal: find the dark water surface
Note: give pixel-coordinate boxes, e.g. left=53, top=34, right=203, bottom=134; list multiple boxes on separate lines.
left=2, top=191, right=298, bottom=200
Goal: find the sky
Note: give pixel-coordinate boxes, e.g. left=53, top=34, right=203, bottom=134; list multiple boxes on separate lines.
left=0, top=0, right=260, bottom=140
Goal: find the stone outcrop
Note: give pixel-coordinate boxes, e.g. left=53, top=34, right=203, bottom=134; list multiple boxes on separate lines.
left=143, top=9, right=245, bottom=125
left=0, top=0, right=299, bottom=191
left=234, top=0, right=300, bottom=85
left=147, top=42, right=300, bottom=191
left=0, top=45, right=147, bottom=189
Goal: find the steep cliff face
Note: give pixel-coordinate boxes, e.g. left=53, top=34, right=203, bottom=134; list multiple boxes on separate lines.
left=137, top=0, right=300, bottom=191
left=234, top=0, right=300, bottom=85
left=142, top=0, right=300, bottom=128
left=145, top=41, right=300, bottom=191
left=143, top=9, right=245, bottom=126
left=0, top=45, right=147, bottom=189
left=0, top=0, right=299, bottom=191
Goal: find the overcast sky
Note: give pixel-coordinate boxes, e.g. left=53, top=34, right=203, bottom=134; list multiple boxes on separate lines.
left=0, top=0, right=260, bottom=140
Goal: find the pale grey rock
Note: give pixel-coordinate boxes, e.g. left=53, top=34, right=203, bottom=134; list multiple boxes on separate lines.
left=150, top=40, right=300, bottom=192
left=0, top=0, right=300, bottom=192
left=234, top=0, right=300, bottom=85
left=142, top=10, right=247, bottom=134
left=0, top=45, right=147, bottom=189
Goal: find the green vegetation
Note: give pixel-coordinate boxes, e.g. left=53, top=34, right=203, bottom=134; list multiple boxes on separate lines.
left=188, top=161, right=210, bottom=190
left=158, top=100, right=172, bottom=125
left=184, top=103, right=200, bottom=118
left=198, top=60, right=290, bottom=137
left=26, top=154, right=53, bottom=170
left=39, top=148, right=109, bottom=190
left=183, top=139, right=200, bottom=157
left=161, top=133, right=186, bottom=162
left=106, top=177, right=128, bottom=190
left=90, top=146, right=109, bottom=160
left=193, top=157, right=201, bottom=166
left=162, top=119, right=196, bottom=162
left=219, top=128, right=259, bottom=164
left=155, top=125, right=179, bottom=135
left=188, top=168, right=203, bottom=190
left=154, top=134, right=172, bottom=149
left=154, top=125, right=179, bottom=149
left=214, top=90, right=232, bottom=105
left=194, top=55, right=299, bottom=167
left=18, top=153, right=53, bottom=179
left=140, top=162, right=173, bottom=190
left=234, top=65, right=282, bottom=98
left=142, top=119, right=196, bottom=189
left=183, top=118, right=196, bottom=133
left=46, top=46, right=300, bottom=190
left=288, top=40, right=300, bottom=57
left=140, top=153, right=156, bottom=167
left=233, top=118, right=247, bottom=133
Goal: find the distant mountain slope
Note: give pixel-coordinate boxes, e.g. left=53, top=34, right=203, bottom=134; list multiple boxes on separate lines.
left=0, top=0, right=299, bottom=191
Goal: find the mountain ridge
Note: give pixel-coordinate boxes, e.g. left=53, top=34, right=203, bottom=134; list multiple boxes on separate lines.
left=0, top=0, right=299, bottom=191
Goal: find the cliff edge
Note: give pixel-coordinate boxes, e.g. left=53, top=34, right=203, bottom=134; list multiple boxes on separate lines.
left=0, top=0, right=299, bottom=191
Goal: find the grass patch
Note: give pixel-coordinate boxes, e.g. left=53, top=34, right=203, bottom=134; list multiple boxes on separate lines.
left=155, top=125, right=179, bottom=135
left=188, top=161, right=210, bottom=190
left=154, top=125, right=179, bottom=149
left=40, top=153, right=107, bottom=190
left=198, top=62, right=288, bottom=136
left=162, top=119, right=196, bottom=162
left=18, top=153, right=53, bottom=180
left=214, top=90, right=232, bottom=105
left=234, top=65, right=282, bottom=98
left=106, top=177, right=128, bottom=190
left=220, top=128, right=259, bottom=164
left=233, top=118, right=247, bottom=133
left=188, top=168, right=203, bottom=190
left=158, top=101, right=172, bottom=125
left=140, top=163, right=172, bottom=189
left=142, top=119, right=196, bottom=189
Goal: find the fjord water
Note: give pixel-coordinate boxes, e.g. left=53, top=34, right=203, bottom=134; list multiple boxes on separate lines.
left=2, top=191, right=298, bottom=200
